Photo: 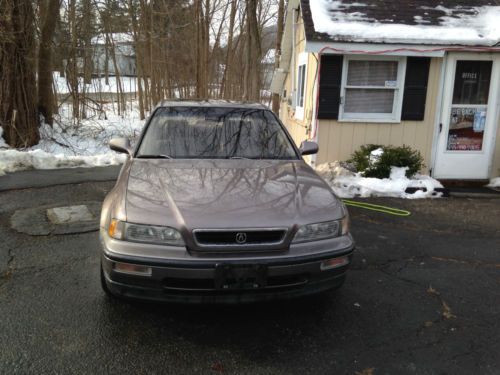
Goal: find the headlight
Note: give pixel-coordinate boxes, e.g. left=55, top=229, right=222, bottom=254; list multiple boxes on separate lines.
left=108, top=219, right=184, bottom=246
left=292, top=217, right=349, bottom=244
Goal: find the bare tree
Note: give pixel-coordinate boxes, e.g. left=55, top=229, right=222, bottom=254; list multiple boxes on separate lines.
left=0, top=0, right=40, bottom=147
left=271, top=0, right=284, bottom=113
left=243, top=0, right=262, bottom=101
left=38, top=0, right=60, bottom=125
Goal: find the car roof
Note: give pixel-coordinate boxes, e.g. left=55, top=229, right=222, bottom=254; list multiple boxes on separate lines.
left=156, top=99, right=269, bottom=110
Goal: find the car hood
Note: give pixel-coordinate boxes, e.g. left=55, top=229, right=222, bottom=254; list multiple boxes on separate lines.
left=125, top=159, right=343, bottom=230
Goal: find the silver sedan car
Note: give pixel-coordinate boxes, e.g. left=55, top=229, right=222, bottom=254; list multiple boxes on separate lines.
left=100, top=100, right=354, bottom=303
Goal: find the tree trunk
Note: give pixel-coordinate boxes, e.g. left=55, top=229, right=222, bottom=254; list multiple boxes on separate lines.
left=272, top=0, right=284, bottom=114
left=38, top=0, right=60, bottom=126
left=243, top=0, right=261, bottom=102
left=128, top=0, right=145, bottom=119
left=81, top=0, right=93, bottom=85
left=0, top=0, right=40, bottom=147
left=221, top=0, right=237, bottom=99
left=67, top=0, right=80, bottom=119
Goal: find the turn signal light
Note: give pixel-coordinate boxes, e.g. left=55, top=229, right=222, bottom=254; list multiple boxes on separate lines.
left=320, top=256, right=349, bottom=271
left=113, top=262, right=152, bottom=276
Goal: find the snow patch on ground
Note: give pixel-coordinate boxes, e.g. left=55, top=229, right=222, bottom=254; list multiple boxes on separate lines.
left=317, top=161, right=443, bottom=199
left=309, top=0, right=500, bottom=45
left=487, top=177, right=500, bottom=188
left=0, top=102, right=145, bottom=176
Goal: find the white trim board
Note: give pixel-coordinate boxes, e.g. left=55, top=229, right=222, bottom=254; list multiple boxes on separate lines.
left=338, top=55, right=407, bottom=123
left=306, top=41, right=447, bottom=57
left=432, top=53, right=500, bottom=179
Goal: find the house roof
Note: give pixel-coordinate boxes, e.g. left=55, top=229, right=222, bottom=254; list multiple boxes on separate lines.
left=91, top=33, right=134, bottom=45
left=302, top=0, right=500, bottom=46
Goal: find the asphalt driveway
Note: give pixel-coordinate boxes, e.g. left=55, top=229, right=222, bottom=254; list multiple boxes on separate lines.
left=0, top=174, right=499, bottom=374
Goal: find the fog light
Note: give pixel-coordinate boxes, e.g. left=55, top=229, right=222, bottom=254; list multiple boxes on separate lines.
left=320, top=256, right=349, bottom=271
left=114, top=262, right=152, bottom=276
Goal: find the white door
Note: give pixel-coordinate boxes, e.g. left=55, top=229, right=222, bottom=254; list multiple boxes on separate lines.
left=433, top=54, right=500, bottom=179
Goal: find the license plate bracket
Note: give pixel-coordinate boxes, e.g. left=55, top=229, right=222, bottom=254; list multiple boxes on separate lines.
left=214, top=264, right=268, bottom=290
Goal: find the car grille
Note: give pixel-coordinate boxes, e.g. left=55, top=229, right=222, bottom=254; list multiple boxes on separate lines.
left=193, top=229, right=287, bottom=247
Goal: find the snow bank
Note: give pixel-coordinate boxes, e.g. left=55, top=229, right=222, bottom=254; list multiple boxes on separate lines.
left=317, top=161, right=443, bottom=199
left=309, top=0, right=500, bottom=45
left=0, top=149, right=126, bottom=176
left=0, top=101, right=145, bottom=175
left=487, top=177, right=500, bottom=188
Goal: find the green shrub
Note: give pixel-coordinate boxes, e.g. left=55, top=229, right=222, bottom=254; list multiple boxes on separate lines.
left=348, top=144, right=424, bottom=179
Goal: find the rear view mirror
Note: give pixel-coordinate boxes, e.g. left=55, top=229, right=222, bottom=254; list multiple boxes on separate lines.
left=299, top=141, right=319, bottom=156
left=109, top=138, right=132, bottom=155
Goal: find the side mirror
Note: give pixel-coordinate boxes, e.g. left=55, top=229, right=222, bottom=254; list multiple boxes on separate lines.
left=299, top=141, right=319, bottom=156
left=109, top=138, right=132, bottom=155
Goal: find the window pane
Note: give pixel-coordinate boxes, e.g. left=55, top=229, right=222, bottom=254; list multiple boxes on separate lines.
left=347, top=60, right=398, bottom=86
left=452, top=60, right=492, bottom=105
left=344, top=89, right=395, bottom=113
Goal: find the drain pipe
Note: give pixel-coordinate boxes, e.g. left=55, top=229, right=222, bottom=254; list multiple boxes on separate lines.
left=291, top=7, right=298, bottom=107
left=309, top=54, right=319, bottom=168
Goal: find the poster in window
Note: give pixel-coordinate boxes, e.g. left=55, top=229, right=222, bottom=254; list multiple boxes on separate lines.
left=447, top=107, right=486, bottom=151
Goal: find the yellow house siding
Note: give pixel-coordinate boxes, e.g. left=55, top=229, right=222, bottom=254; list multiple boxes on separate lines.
left=315, top=57, right=442, bottom=172
left=279, top=19, right=317, bottom=148
left=491, top=116, right=500, bottom=178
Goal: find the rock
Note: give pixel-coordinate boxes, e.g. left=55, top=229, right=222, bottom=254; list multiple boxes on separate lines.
left=47, top=205, right=95, bottom=224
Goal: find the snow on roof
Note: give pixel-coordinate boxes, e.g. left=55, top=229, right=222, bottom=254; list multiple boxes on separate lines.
left=261, top=49, right=276, bottom=64
left=91, top=33, right=134, bottom=45
left=305, top=0, right=500, bottom=46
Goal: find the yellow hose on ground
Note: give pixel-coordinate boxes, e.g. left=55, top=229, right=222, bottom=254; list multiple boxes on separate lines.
left=342, top=199, right=411, bottom=217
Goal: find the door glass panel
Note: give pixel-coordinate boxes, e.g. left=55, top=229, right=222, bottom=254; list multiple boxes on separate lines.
left=447, top=61, right=492, bottom=151
left=452, top=61, right=492, bottom=104
left=447, top=107, right=487, bottom=151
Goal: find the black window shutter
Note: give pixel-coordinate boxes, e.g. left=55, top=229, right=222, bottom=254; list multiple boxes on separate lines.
left=317, top=55, right=343, bottom=120
left=401, top=57, right=431, bottom=121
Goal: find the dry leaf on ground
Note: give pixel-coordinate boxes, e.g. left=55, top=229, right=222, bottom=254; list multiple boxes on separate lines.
left=442, top=301, right=457, bottom=319
left=355, top=368, right=375, bottom=375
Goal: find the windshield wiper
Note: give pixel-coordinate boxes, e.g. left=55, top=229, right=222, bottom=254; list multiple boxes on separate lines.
left=228, top=156, right=262, bottom=160
left=136, top=154, right=173, bottom=159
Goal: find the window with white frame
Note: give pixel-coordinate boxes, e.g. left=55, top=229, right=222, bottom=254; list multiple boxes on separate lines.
left=295, top=53, right=308, bottom=120
left=340, top=57, right=406, bottom=122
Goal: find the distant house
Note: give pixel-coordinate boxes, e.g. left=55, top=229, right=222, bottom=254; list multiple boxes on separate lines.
left=261, top=48, right=276, bottom=89
left=91, top=33, right=136, bottom=77
left=271, top=0, right=500, bottom=180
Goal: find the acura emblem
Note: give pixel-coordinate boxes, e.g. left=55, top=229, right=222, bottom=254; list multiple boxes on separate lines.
left=235, top=232, right=247, bottom=244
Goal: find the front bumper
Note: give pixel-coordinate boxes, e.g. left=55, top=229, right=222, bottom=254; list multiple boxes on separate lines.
left=100, top=230, right=355, bottom=303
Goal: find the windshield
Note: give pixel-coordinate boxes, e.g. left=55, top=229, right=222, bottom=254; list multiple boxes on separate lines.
left=136, top=107, right=299, bottom=160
